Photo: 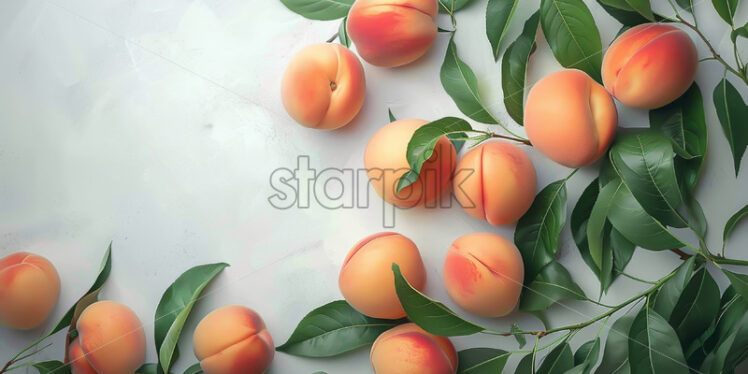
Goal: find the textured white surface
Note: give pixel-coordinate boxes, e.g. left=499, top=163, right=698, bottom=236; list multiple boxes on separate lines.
left=0, top=0, right=746, bottom=372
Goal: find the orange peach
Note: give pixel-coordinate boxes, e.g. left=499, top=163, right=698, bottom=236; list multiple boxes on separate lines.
left=193, top=305, right=274, bottom=374
left=0, top=252, right=60, bottom=329
left=339, top=232, right=426, bottom=319
left=370, top=323, right=457, bottom=374
left=602, top=23, right=698, bottom=109
left=443, top=233, right=524, bottom=317
left=281, top=43, right=365, bottom=130
left=364, top=119, right=456, bottom=208
left=71, top=301, right=146, bottom=374
left=453, top=141, right=536, bottom=225
left=347, top=0, right=438, bottom=67
left=524, top=69, right=618, bottom=167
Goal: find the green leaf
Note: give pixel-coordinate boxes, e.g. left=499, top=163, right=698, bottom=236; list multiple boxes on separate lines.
left=280, top=0, right=353, bottom=20
left=276, top=300, right=405, bottom=357
left=512, top=322, right=527, bottom=348
left=595, top=315, right=634, bottom=374
left=609, top=131, right=686, bottom=228
left=669, top=269, right=721, bottom=345
left=520, top=261, right=586, bottom=312
left=388, top=108, right=396, bottom=123
left=700, top=287, right=748, bottom=373
left=724, top=205, right=748, bottom=243
left=439, top=0, right=476, bottom=12
left=34, top=361, right=70, bottom=374
left=136, top=364, right=159, bottom=374
left=597, top=0, right=652, bottom=26
left=441, top=35, right=496, bottom=124
left=628, top=304, right=689, bottom=374
left=502, top=12, right=540, bottom=125
left=392, top=264, right=485, bottom=336
left=674, top=0, right=695, bottom=14
left=713, top=76, right=748, bottom=176
left=597, top=0, right=654, bottom=21
left=155, top=263, right=229, bottom=374
left=606, top=180, right=685, bottom=250
left=567, top=338, right=601, bottom=374
left=611, top=228, right=635, bottom=278
left=486, top=0, right=520, bottom=60
left=182, top=364, right=202, bottom=374
left=515, top=179, right=568, bottom=282
left=651, top=257, right=696, bottom=320
left=711, top=0, right=739, bottom=24
left=456, top=348, right=510, bottom=373
left=516, top=353, right=536, bottom=373
left=540, top=0, right=603, bottom=82
left=732, top=22, right=748, bottom=42
left=650, top=83, right=707, bottom=192
left=337, top=17, right=350, bottom=47
left=587, top=180, right=625, bottom=268
left=722, top=269, right=748, bottom=301
left=572, top=178, right=602, bottom=274
left=537, top=342, right=574, bottom=373
left=397, top=117, right=472, bottom=192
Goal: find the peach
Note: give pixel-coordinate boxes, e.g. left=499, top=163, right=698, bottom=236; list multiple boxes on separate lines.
left=364, top=119, right=456, bottom=208
left=524, top=69, right=618, bottom=167
left=602, top=23, right=698, bottom=109
left=443, top=233, right=524, bottom=317
left=0, top=252, right=60, bottom=329
left=193, top=305, right=274, bottom=374
left=453, top=141, right=536, bottom=225
left=71, top=301, right=146, bottom=374
left=347, top=0, right=438, bottom=67
left=339, top=232, right=426, bottom=319
left=370, top=323, right=457, bottom=374
left=281, top=43, right=365, bottom=130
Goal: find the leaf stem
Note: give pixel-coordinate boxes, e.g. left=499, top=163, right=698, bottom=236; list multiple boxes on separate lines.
left=488, top=132, right=532, bottom=145
left=616, top=271, right=656, bottom=284
left=325, top=33, right=337, bottom=43
left=677, top=15, right=748, bottom=85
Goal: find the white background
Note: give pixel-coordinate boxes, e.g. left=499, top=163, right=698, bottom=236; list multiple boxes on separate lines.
left=0, top=0, right=746, bottom=372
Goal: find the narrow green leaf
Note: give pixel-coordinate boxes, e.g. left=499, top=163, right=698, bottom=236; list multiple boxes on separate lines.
left=628, top=304, right=689, bottom=374
left=516, top=353, right=536, bottom=373
left=502, top=12, right=540, bottom=125
left=276, top=300, right=405, bottom=357
left=713, top=76, right=748, bottom=176
left=155, top=263, right=229, bottom=374
left=567, top=338, right=601, bottom=374
left=540, top=0, right=603, bottom=82
left=337, top=17, right=350, bottom=47
left=595, top=315, right=634, bottom=374
left=457, top=348, right=510, bottom=373
left=732, top=22, right=748, bottom=42
left=537, top=342, right=574, bottom=373
left=520, top=261, right=586, bottom=312
left=711, top=0, right=739, bottom=24
left=441, top=35, right=496, bottom=123
left=392, top=264, right=485, bottom=336
left=669, top=269, right=721, bottom=345
left=280, top=0, right=353, bottom=20
left=512, top=322, right=527, bottom=348
left=700, top=286, right=748, bottom=372
left=439, top=0, right=476, bottom=12
left=515, top=179, right=568, bottom=282
left=388, top=108, right=396, bottom=123
left=397, top=117, right=472, bottom=192
left=33, top=361, right=70, bottom=374
left=182, top=363, right=202, bottom=374
left=597, top=0, right=654, bottom=21
left=674, top=0, right=695, bottom=14
left=572, top=178, right=602, bottom=274
left=651, top=257, right=696, bottom=320
left=722, top=269, right=748, bottom=301
left=486, top=0, right=520, bottom=60
left=610, top=228, right=635, bottom=277
left=724, top=205, right=748, bottom=243
left=588, top=180, right=624, bottom=268
left=136, top=364, right=159, bottom=374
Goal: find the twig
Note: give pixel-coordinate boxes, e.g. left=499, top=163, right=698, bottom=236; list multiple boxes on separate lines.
left=489, top=132, right=532, bottom=145
left=677, top=15, right=747, bottom=84
left=325, top=33, right=337, bottom=43
left=670, top=248, right=692, bottom=260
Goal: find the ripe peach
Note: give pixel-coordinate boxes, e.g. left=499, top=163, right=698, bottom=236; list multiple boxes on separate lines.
left=281, top=43, right=365, bottom=130
left=193, top=305, right=274, bottom=374
left=524, top=69, right=618, bottom=167
left=364, top=119, right=456, bottom=208
left=453, top=142, right=536, bottom=225
left=370, top=323, right=457, bottom=374
left=602, top=23, right=698, bottom=109
left=443, top=233, right=524, bottom=317
left=0, top=252, right=60, bottom=329
left=71, top=301, right=146, bottom=374
left=347, top=0, right=438, bottom=67
left=339, top=232, right=426, bottom=319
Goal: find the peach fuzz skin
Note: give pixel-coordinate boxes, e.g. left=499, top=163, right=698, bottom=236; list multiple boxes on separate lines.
left=365, top=119, right=456, bottom=208
left=193, top=305, right=274, bottom=374
left=281, top=43, right=365, bottom=130
left=602, top=23, right=698, bottom=109
left=370, top=323, right=457, bottom=374
left=0, top=252, right=60, bottom=330
left=453, top=141, right=536, bottom=225
left=70, top=301, right=146, bottom=374
left=339, top=232, right=426, bottom=319
left=443, top=233, right=524, bottom=317
left=524, top=69, right=618, bottom=168
left=347, top=0, right=438, bottom=67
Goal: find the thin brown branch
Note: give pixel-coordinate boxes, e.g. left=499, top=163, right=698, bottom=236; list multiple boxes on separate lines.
left=677, top=15, right=747, bottom=84
left=490, top=133, right=532, bottom=146
left=671, top=248, right=692, bottom=260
